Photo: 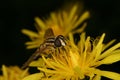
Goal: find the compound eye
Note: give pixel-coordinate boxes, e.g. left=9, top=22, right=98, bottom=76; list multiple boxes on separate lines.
left=54, top=35, right=66, bottom=47
left=54, top=38, right=62, bottom=47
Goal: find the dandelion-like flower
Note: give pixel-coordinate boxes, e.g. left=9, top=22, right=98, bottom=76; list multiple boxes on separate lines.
left=22, top=33, right=120, bottom=80
left=0, top=65, right=29, bottom=80
left=22, top=3, right=90, bottom=49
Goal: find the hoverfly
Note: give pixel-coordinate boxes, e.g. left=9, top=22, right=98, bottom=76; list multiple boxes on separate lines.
left=22, top=28, right=66, bottom=69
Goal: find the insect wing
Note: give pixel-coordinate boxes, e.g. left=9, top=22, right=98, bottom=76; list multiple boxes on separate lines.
left=22, top=28, right=55, bottom=69
left=44, top=28, right=55, bottom=40
left=21, top=48, right=40, bottom=69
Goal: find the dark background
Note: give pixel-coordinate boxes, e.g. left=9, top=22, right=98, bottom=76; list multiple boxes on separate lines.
left=0, top=0, right=120, bottom=74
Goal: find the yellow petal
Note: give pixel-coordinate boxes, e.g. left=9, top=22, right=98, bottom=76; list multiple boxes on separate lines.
left=21, top=29, right=39, bottom=38
left=98, top=43, right=120, bottom=60
left=74, top=66, right=84, bottom=79
left=34, top=17, right=46, bottom=30
left=72, top=22, right=87, bottom=34
left=2, top=65, right=8, bottom=80
left=22, top=73, right=44, bottom=80
left=20, top=68, right=29, bottom=78
left=50, top=12, right=58, bottom=25
left=29, top=58, right=45, bottom=67
left=25, top=44, right=39, bottom=49
left=102, top=39, right=116, bottom=51
left=26, top=45, right=39, bottom=49
left=25, top=41, right=41, bottom=49
left=25, top=41, right=41, bottom=45
left=93, top=69, right=120, bottom=80
left=68, top=5, right=77, bottom=22
left=93, top=75, right=101, bottom=80
left=74, top=11, right=90, bottom=28
left=99, top=51, right=120, bottom=64
left=57, top=12, right=64, bottom=28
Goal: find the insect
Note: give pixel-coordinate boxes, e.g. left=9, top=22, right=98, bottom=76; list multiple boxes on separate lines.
left=21, top=28, right=66, bottom=69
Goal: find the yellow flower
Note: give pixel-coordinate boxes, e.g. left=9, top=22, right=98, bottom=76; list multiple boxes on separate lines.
left=22, top=33, right=120, bottom=80
left=0, top=65, right=29, bottom=80
left=21, top=3, right=90, bottom=49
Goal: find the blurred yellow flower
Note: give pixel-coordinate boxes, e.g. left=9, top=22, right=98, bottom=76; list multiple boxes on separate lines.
left=0, top=65, right=29, bottom=80
left=22, top=3, right=90, bottom=49
left=22, top=33, right=120, bottom=80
